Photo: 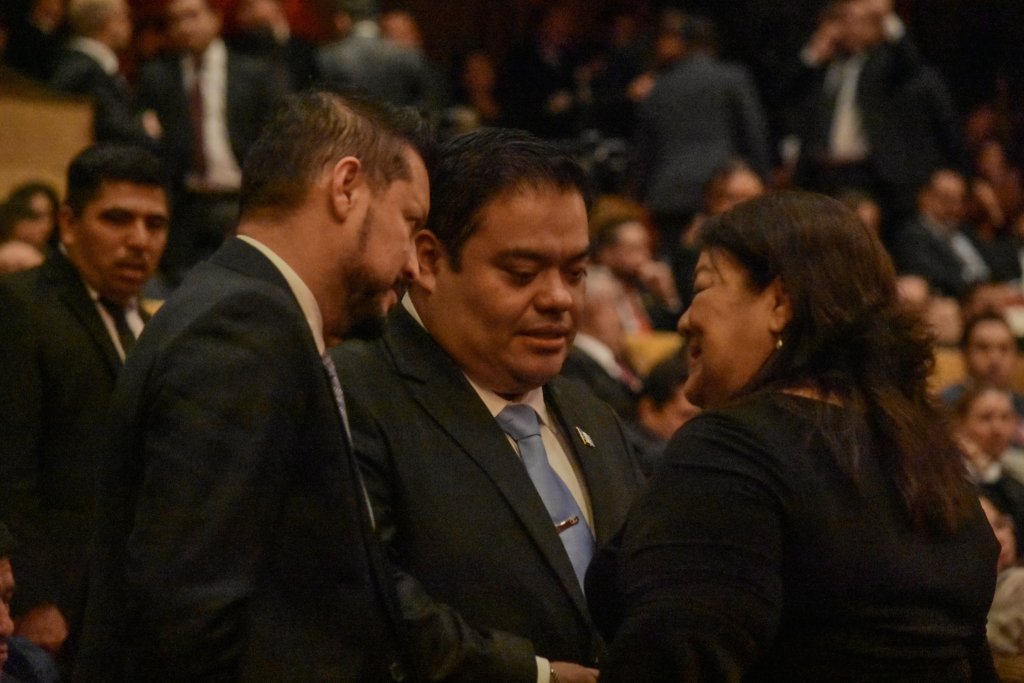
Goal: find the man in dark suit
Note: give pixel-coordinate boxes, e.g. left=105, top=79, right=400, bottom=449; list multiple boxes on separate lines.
left=49, top=0, right=159, bottom=146
left=316, top=0, right=429, bottom=109
left=136, top=0, right=287, bottom=285
left=635, top=14, right=770, bottom=248
left=560, top=267, right=640, bottom=422
left=0, top=144, right=170, bottom=672
left=76, top=91, right=430, bottom=681
left=333, top=129, right=643, bottom=683
left=228, top=0, right=318, bottom=92
left=787, top=0, right=963, bottom=224
left=890, top=168, right=989, bottom=298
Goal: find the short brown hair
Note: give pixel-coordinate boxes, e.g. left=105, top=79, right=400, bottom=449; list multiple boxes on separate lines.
left=239, top=90, right=430, bottom=220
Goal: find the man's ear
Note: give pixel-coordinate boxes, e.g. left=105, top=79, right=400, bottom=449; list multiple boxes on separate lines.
left=328, top=156, right=365, bottom=222
left=57, top=204, right=75, bottom=249
left=766, top=276, right=793, bottom=335
left=413, top=230, right=445, bottom=294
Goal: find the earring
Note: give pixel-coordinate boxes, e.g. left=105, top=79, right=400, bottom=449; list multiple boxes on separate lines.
left=775, top=337, right=784, bottom=350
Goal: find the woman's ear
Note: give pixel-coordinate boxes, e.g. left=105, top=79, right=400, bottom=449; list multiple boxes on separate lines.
left=767, top=277, right=793, bottom=335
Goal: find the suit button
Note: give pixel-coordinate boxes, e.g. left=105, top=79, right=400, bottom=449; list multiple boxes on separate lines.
left=389, top=662, right=406, bottom=681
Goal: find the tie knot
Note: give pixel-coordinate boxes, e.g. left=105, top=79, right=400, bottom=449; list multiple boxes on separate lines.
left=496, top=404, right=541, bottom=441
left=98, top=297, right=126, bottom=317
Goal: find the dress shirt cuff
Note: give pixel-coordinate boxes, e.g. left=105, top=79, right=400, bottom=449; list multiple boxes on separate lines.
left=536, top=656, right=551, bottom=683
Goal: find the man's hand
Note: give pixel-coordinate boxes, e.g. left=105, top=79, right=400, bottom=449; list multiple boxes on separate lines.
left=15, top=603, right=68, bottom=655
left=551, top=661, right=599, bottom=683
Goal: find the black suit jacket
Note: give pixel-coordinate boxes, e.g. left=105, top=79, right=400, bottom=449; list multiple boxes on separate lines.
left=76, top=238, right=411, bottom=682
left=49, top=48, right=153, bottom=146
left=790, top=37, right=963, bottom=194
left=560, top=347, right=638, bottom=422
left=135, top=48, right=286, bottom=185
left=332, top=305, right=643, bottom=682
left=0, top=251, right=124, bottom=625
left=889, top=215, right=982, bottom=298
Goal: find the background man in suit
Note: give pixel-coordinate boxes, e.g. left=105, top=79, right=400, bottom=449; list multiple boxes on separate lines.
left=890, top=168, right=988, bottom=299
left=316, top=0, right=429, bottom=109
left=49, top=0, right=160, bottom=146
left=76, top=91, right=430, bottom=681
left=137, top=0, right=287, bottom=286
left=787, top=0, right=963, bottom=227
left=634, top=13, right=770, bottom=251
left=0, top=144, right=170, bottom=673
left=333, top=128, right=643, bottom=683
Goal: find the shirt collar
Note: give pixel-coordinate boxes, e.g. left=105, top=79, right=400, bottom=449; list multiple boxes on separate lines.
left=69, top=36, right=119, bottom=75
left=182, top=37, right=227, bottom=74
left=572, top=333, right=619, bottom=378
left=238, top=235, right=325, bottom=353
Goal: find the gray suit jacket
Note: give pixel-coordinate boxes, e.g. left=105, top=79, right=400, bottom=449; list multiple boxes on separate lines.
left=636, top=53, right=770, bottom=216
left=332, top=305, right=643, bottom=682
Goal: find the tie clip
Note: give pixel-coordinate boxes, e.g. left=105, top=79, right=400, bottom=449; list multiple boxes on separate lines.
left=554, top=516, right=580, bottom=533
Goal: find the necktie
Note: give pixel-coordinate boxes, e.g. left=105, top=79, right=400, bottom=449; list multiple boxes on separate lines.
left=99, top=298, right=136, bottom=359
left=496, top=404, right=595, bottom=590
left=321, top=352, right=375, bottom=529
left=188, top=60, right=207, bottom=177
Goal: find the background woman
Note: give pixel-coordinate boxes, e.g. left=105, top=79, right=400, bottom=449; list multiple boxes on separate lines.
left=587, top=191, right=999, bottom=681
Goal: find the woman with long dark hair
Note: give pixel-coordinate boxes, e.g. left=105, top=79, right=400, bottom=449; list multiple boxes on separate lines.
left=587, top=191, right=999, bottom=681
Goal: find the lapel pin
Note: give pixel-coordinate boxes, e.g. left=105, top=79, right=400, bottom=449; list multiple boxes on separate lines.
left=576, top=426, right=595, bottom=448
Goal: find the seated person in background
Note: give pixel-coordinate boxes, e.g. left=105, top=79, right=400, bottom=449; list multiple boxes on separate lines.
left=890, top=169, right=993, bottom=298
left=942, top=310, right=1024, bottom=447
left=895, top=273, right=963, bottom=347
left=6, top=182, right=60, bottom=251
left=838, top=188, right=884, bottom=236
left=673, top=158, right=765, bottom=305
left=981, top=496, right=1024, bottom=658
left=954, top=384, right=1024, bottom=553
left=592, top=213, right=681, bottom=332
left=626, top=353, right=699, bottom=476
left=0, top=522, right=60, bottom=683
left=561, top=266, right=641, bottom=421
left=0, top=202, right=47, bottom=274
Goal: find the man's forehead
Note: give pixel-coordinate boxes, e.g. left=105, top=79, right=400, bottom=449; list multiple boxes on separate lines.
left=88, top=180, right=168, bottom=209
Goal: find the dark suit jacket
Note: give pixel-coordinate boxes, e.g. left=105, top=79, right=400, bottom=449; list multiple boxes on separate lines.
left=315, top=34, right=429, bottom=109
left=0, top=251, right=124, bottom=626
left=560, top=347, right=638, bottom=422
left=636, top=53, right=770, bottom=216
left=135, top=47, right=286, bottom=185
left=228, top=30, right=318, bottom=92
left=49, top=48, right=153, bottom=146
left=889, top=215, right=982, bottom=298
left=76, top=238, right=411, bottom=682
left=331, top=305, right=643, bottom=682
left=790, top=38, right=964, bottom=196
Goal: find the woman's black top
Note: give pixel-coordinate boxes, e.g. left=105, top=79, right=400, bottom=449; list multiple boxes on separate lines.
left=587, top=392, right=999, bottom=682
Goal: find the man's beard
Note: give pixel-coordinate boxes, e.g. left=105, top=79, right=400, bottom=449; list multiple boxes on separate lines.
left=342, top=262, right=404, bottom=341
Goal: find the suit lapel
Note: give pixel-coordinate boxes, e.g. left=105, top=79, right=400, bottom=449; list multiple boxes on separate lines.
left=545, top=379, right=627, bottom=547
left=46, top=252, right=122, bottom=375
left=383, top=307, right=592, bottom=621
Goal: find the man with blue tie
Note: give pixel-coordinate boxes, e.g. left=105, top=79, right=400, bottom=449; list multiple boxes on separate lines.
left=332, top=128, right=642, bottom=683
